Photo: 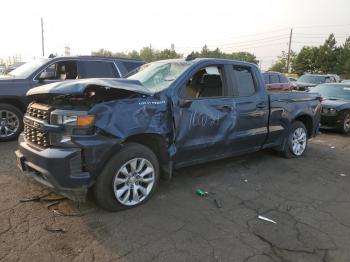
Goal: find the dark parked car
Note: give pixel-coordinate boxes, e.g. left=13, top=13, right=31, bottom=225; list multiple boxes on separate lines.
left=312, top=83, right=350, bottom=133
left=0, top=56, right=144, bottom=141
left=262, top=71, right=294, bottom=91
left=15, top=58, right=321, bottom=211
left=296, top=74, right=337, bottom=91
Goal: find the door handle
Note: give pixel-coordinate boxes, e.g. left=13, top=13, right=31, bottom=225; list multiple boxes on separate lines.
left=256, top=102, right=267, bottom=109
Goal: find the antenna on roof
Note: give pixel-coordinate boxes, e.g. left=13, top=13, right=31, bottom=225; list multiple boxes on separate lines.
left=185, top=52, right=195, bottom=61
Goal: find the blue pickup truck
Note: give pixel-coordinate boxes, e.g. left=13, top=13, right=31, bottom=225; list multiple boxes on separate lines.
left=0, top=56, right=144, bottom=141
left=15, top=58, right=322, bottom=211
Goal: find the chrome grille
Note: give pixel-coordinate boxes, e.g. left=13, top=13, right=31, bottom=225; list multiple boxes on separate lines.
left=24, top=125, right=49, bottom=148
left=26, top=103, right=50, bottom=122
left=24, top=103, right=52, bottom=148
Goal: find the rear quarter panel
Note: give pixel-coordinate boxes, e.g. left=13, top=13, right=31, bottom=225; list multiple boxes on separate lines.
left=265, top=91, right=321, bottom=147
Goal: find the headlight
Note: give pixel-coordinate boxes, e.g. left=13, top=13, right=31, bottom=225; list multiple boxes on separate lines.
left=55, top=115, right=95, bottom=126
left=51, top=110, right=95, bottom=127
left=49, top=110, right=95, bottom=146
left=322, top=108, right=337, bottom=115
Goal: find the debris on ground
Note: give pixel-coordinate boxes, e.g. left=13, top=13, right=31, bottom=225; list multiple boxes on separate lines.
left=44, top=225, right=67, bottom=233
left=196, top=189, right=208, bottom=197
left=19, top=193, right=50, bottom=202
left=244, top=179, right=248, bottom=183
left=214, top=199, right=222, bottom=208
left=46, top=201, right=60, bottom=209
left=339, top=173, right=347, bottom=177
left=20, top=193, right=66, bottom=203
left=330, top=146, right=336, bottom=149
left=258, top=215, right=277, bottom=224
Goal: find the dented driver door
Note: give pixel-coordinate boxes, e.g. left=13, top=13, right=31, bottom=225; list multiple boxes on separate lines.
left=173, top=65, right=239, bottom=166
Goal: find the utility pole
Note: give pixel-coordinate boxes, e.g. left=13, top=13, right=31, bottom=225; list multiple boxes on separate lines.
left=286, top=28, right=293, bottom=73
left=41, top=17, right=45, bottom=57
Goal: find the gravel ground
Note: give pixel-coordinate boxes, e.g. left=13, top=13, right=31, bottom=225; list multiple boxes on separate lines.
left=1, top=131, right=350, bottom=262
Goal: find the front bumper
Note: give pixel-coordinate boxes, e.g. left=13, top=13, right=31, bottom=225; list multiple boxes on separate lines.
left=15, top=134, right=91, bottom=201
left=320, top=114, right=340, bottom=129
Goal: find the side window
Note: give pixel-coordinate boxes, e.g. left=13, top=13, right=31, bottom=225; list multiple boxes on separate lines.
left=37, top=61, right=78, bottom=80
left=269, top=74, right=280, bottom=84
left=279, top=74, right=289, bottom=83
left=182, top=66, right=223, bottom=99
left=233, top=65, right=256, bottom=97
left=78, top=61, right=119, bottom=78
left=263, top=74, right=270, bottom=84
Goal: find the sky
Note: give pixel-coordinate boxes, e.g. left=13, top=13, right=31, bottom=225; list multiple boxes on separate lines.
left=1, top=0, right=350, bottom=69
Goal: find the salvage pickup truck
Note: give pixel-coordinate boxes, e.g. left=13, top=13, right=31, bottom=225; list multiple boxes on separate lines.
left=15, top=58, right=322, bottom=211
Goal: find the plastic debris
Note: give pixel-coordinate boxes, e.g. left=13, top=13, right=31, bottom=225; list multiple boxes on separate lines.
left=258, top=215, right=277, bottom=224
left=339, top=173, right=347, bottom=177
left=244, top=179, right=248, bottom=183
left=45, top=226, right=67, bottom=233
left=196, top=189, right=208, bottom=197
left=214, top=199, right=222, bottom=208
left=330, top=146, right=335, bottom=149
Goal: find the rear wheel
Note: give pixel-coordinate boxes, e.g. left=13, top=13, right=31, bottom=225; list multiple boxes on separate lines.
left=281, top=121, right=308, bottom=158
left=93, top=143, right=160, bottom=211
left=338, top=110, right=350, bottom=134
left=0, top=103, right=23, bottom=142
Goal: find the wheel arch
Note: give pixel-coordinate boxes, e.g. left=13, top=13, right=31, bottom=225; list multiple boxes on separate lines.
left=0, top=98, right=27, bottom=113
left=294, top=114, right=313, bottom=138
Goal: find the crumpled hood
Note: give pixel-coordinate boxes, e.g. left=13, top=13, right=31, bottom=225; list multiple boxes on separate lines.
left=26, top=78, right=153, bottom=97
left=322, top=98, right=350, bottom=109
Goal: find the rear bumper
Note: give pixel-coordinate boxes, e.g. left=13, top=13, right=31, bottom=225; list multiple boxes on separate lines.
left=15, top=134, right=91, bottom=201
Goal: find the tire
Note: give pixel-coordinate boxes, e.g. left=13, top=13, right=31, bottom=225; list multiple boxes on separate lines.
left=0, top=103, right=24, bottom=142
left=337, top=110, right=350, bottom=134
left=281, top=121, right=308, bottom=158
left=93, top=142, right=160, bottom=211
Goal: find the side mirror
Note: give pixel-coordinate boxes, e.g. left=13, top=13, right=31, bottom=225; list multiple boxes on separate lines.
left=178, top=98, right=192, bottom=108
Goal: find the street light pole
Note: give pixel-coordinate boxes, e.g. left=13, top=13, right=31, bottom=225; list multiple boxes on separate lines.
left=286, top=28, right=293, bottom=73
left=41, top=17, right=45, bottom=57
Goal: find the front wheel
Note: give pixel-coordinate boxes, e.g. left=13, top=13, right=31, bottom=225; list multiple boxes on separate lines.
left=338, top=111, right=350, bottom=134
left=93, top=143, right=160, bottom=211
left=0, top=103, right=23, bottom=142
left=282, top=121, right=308, bottom=158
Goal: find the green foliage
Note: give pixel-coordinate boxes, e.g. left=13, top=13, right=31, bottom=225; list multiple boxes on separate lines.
left=269, top=51, right=297, bottom=73
left=292, top=34, right=350, bottom=78
left=91, top=47, right=181, bottom=62
left=191, top=45, right=258, bottom=64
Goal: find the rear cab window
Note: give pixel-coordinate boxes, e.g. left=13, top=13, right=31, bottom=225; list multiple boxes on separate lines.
left=231, top=65, right=257, bottom=97
left=78, top=61, right=119, bottom=78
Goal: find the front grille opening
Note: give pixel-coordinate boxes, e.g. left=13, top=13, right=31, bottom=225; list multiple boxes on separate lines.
left=24, top=125, right=49, bottom=148
left=26, top=103, right=51, bottom=122
left=24, top=103, right=53, bottom=148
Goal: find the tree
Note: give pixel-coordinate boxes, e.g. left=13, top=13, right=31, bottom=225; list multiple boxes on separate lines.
left=190, top=46, right=258, bottom=64
left=293, top=46, right=319, bottom=75
left=269, top=51, right=297, bottom=73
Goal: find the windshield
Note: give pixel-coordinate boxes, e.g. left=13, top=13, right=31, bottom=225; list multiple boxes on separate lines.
left=6, top=59, right=49, bottom=79
left=127, top=61, right=192, bottom=92
left=298, top=75, right=326, bottom=84
left=312, top=85, right=350, bottom=100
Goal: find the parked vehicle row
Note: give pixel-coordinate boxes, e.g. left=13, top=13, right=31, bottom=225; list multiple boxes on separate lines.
left=0, top=56, right=144, bottom=141
left=14, top=58, right=322, bottom=211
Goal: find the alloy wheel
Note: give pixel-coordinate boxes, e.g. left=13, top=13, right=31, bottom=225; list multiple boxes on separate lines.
left=113, top=158, right=155, bottom=206
left=291, top=127, right=307, bottom=156
left=0, top=110, right=19, bottom=138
